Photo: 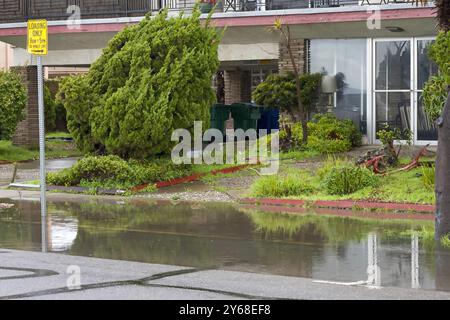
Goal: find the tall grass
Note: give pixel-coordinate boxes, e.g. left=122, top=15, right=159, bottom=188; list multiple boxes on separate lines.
left=251, top=170, right=314, bottom=198
left=421, top=166, right=435, bottom=190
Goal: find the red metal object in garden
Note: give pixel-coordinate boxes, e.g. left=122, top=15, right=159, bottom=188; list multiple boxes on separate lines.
left=364, top=145, right=430, bottom=175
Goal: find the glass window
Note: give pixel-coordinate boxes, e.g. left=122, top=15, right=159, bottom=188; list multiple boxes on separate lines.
left=417, top=39, right=439, bottom=141
left=375, top=41, right=410, bottom=91
left=310, top=39, right=367, bottom=134
left=375, top=92, right=411, bottom=133
left=417, top=40, right=439, bottom=90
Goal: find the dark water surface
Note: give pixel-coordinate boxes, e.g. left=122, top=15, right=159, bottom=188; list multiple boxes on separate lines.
left=1, top=198, right=450, bottom=292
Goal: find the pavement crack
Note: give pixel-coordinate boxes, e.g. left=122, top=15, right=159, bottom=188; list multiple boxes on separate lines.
left=143, top=283, right=286, bottom=300
left=0, top=267, right=284, bottom=300
left=0, top=266, right=58, bottom=281
left=138, top=267, right=204, bottom=282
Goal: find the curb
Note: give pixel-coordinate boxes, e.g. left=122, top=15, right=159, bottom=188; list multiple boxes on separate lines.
left=10, top=163, right=256, bottom=195
left=239, top=198, right=435, bottom=213
left=132, top=164, right=254, bottom=191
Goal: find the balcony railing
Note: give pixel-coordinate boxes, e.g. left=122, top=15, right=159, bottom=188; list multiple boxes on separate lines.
left=0, top=0, right=423, bottom=23
left=0, top=0, right=187, bottom=22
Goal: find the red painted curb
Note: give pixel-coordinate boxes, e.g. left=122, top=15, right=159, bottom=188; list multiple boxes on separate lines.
left=240, top=198, right=435, bottom=213
left=132, top=164, right=254, bottom=192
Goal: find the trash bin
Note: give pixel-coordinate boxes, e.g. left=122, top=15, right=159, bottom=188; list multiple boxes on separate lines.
left=210, top=103, right=232, bottom=136
left=230, top=102, right=261, bottom=132
left=257, top=106, right=280, bottom=135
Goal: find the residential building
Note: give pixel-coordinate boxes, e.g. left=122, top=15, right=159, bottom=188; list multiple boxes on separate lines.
left=0, top=0, right=439, bottom=145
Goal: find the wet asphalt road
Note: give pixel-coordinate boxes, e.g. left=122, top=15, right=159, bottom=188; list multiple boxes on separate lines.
left=1, top=249, right=450, bottom=300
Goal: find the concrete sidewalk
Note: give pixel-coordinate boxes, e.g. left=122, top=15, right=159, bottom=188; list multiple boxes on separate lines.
left=1, top=249, right=450, bottom=300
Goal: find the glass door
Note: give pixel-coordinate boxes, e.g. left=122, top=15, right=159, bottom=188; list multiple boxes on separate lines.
left=415, top=38, right=439, bottom=144
left=373, top=39, right=413, bottom=141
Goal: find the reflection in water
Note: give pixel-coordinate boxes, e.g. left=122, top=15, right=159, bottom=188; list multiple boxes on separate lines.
left=411, top=233, right=420, bottom=289
left=0, top=198, right=449, bottom=292
left=367, top=232, right=381, bottom=288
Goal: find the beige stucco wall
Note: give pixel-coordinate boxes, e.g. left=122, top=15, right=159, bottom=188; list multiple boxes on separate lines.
left=0, top=41, right=13, bottom=71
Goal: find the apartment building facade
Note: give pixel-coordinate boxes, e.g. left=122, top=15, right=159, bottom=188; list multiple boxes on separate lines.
left=0, top=0, right=439, bottom=145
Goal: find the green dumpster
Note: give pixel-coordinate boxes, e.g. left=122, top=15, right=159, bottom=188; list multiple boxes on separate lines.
left=230, top=103, right=262, bottom=132
left=210, top=103, right=232, bottom=135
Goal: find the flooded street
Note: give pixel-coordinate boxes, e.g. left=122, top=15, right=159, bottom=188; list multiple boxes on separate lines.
left=1, top=198, right=450, bottom=293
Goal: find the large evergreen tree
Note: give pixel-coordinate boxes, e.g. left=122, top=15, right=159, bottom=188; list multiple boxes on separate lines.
left=59, top=9, right=220, bottom=159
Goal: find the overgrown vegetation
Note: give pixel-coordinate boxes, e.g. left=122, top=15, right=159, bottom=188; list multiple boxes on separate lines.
left=321, top=164, right=378, bottom=195
left=251, top=170, right=314, bottom=198
left=0, top=71, right=27, bottom=141
left=279, top=113, right=361, bottom=153
left=47, top=155, right=191, bottom=190
left=250, top=157, right=435, bottom=204
left=421, top=165, right=435, bottom=190
left=57, top=9, right=220, bottom=159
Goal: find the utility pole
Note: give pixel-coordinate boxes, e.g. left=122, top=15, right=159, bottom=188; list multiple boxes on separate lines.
left=27, top=19, right=48, bottom=252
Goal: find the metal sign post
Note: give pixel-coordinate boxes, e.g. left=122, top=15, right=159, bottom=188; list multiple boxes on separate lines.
left=27, top=19, right=48, bottom=252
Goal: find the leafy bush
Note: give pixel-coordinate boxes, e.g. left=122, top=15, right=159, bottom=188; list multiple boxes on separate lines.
left=57, top=75, right=102, bottom=154
left=58, top=9, right=220, bottom=159
left=252, top=72, right=322, bottom=120
left=44, top=85, right=56, bottom=132
left=429, top=31, right=450, bottom=84
left=307, top=114, right=362, bottom=153
left=322, top=164, right=378, bottom=195
left=47, top=155, right=191, bottom=189
left=251, top=171, right=314, bottom=197
left=423, top=74, right=448, bottom=122
left=0, top=71, right=27, bottom=140
left=423, top=31, right=450, bottom=121
left=377, top=125, right=412, bottom=165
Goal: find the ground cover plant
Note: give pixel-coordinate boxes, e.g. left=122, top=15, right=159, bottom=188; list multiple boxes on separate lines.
left=250, top=157, right=435, bottom=204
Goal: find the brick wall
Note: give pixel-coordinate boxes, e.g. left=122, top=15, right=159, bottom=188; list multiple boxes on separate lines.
left=224, top=69, right=252, bottom=105
left=12, top=66, right=40, bottom=148
left=278, top=39, right=307, bottom=75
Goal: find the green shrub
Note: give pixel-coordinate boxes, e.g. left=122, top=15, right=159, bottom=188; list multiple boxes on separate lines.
left=252, top=72, right=322, bottom=121
left=47, top=155, right=191, bottom=189
left=57, top=75, right=102, bottom=154
left=0, top=71, right=27, bottom=140
left=421, top=166, right=435, bottom=190
left=58, top=9, right=220, bottom=159
left=322, top=164, right=378, bottom=195
left=423, top=74, right=448, bottom=122
left=316, top=157, right=351, bottom=180
left=251, top=171, right=314, bottom=197
left=44, top=85, right=56, bottom=132
left=423, top=31, right=450, bottom=121
left=307, top=113, right=361, bottom=153
left=429, top=31, right=450, bottom=84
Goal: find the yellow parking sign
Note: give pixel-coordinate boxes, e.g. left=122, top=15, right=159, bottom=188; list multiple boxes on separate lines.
left=27, top=19, right=48, bottom=55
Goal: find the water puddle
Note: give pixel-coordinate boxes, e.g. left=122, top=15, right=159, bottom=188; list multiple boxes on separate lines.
left=1, top=198, right=450, bottom=292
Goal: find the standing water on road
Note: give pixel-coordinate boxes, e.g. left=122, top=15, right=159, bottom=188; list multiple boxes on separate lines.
left=0, top=198, right=449, bottom=292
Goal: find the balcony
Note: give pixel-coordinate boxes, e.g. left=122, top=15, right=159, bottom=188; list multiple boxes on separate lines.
left=0, top=0, right=423, bottom=23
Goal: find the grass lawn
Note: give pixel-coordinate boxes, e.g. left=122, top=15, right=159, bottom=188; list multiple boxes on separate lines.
left=0, top=136, right=82, bottom=162
left=46, top=131, right=73, bottom=139
left=250, top=164, right=435, bottom=205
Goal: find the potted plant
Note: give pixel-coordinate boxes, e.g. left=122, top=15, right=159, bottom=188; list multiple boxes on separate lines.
left=199, top=0, right=223, bottom=13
